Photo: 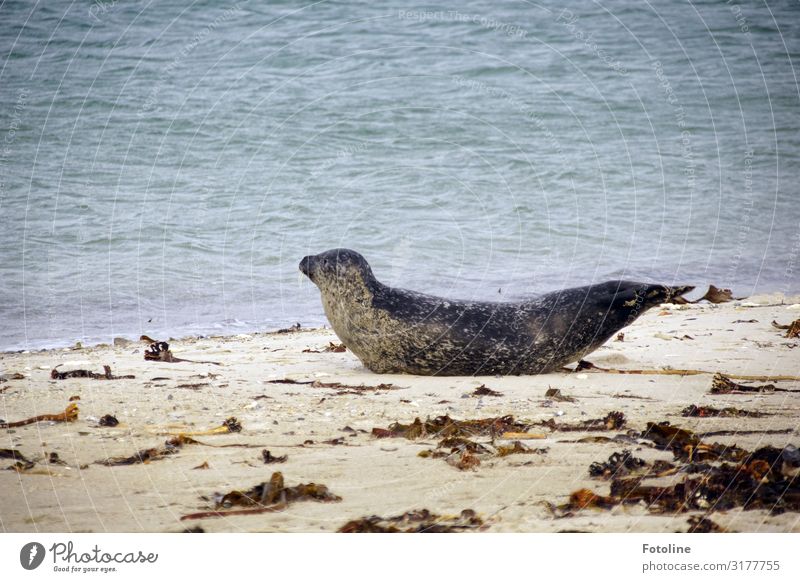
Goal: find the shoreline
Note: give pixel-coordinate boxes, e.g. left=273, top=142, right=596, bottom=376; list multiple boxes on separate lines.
left=1, top=295, right=799, bottom=532
left=4, top=288, right=799, bottom=356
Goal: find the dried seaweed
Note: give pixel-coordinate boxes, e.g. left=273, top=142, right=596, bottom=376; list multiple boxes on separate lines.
left=267, top=378, right=400, bottom=394
left=495, top=441, right=548, bottom=458
left=303, top=342, right=347, bottom=353
left=687, top=515, right=728, bottom=533
left=589, top=450, right=647, bottom=480
left=641, top=422, right=748, bottom=462
left=338, top=509, right=484, bottom=533
left=180, top=472, right=341, bottom=520
left=573, top=361, right=800, bottom=382
left=262, top=449, right=288, bottom=464
left=277, top=323, right=301, bottom=333
left=681, top=404, right=768, bottom=418
left=371, top=415, right=533, bottom=440
left=553, top=419, right=800, bottom=518
left=1, top=449, right=32, bottom=463
left=175, top=383, right=208, bottom=390
left=447, top=450, right=481, bottom=470
left=772, top=319, right=800, bottom=338
left=538, top=411, right=626, bottom=432
left=98, top=414, right=119, bottom=427
left=142, top=338, right=221, bottom=365
left=0, top=403, right=79, bottom=429
left=96, top=435, right=195, bottom=466
left=157, top=417, right=242, bottom=436
left=51, top=365, right=134, bottom=380
left=544, top=387, right=576, bottom=402
left=471, top=385, right=503, bottom=397
left=708, top=373, right=800, bottom=394
left=47, top=452, right=67, bottom=466
left=562, top=489, right=619, bottom=511
left=498, top=431, right=547, bottom=440
left=692, top=285, right=737, bottom=304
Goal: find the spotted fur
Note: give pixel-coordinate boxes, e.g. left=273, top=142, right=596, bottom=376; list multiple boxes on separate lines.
left=300, top=249, right=693, bottom=376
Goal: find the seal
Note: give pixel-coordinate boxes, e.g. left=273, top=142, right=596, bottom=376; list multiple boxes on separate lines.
left=299, top=248, right=693, bottom=375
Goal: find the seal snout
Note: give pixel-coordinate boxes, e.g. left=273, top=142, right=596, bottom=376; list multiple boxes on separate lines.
left=299, top=255, right=315, bottom=277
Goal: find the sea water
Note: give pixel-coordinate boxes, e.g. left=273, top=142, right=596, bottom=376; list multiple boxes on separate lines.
left=1, top=0, right=798, bottom=350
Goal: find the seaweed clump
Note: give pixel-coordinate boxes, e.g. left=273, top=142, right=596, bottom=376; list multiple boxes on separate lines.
left=181, top=472, right=341, bottom=520
left=552, top=422, right=800, bottom=518
left=338, top=509, right=484, bottom=533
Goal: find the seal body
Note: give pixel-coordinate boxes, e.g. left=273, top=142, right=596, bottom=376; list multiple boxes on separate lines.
left=300, top=249, right=693, bottom=376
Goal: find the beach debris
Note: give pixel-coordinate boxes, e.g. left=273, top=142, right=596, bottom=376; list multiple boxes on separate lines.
left=97, top=433, right=263, bottom=466
left=371, top=415, right=534, bottom=440
left=47, top=452, right=67, bottom=466
left=615, top=333, right=624, bottom=342
left=277, top=323, right=301, bottom=333
left=495, top=441, right=548, bottom=457
left=261, top=449, right=288, bottom=464
left=447, top=450, right=481, bottom=470
left=499, top=431, right=548, bottom=440
left=1, top=449, right=33, bottom=471
left=550, top=417, right=800, bottom=519
left=589, top=450, right=647, bottom=480
left=175, top=383, right=208, bottom=390
left=681, top=404, right=768, bottom=418
left=471, top=385, right=503, bottom=397
left=698, top=428, right=794, bottom=438
left=562, top=489, right=618, bottom=511
left=7, top=459, right=39, bottom=473
left=180, top=472, right=341, bottom=520
left=693, top=285, right=737, bottom=304
left=772, top=319, right=800, bottom=338
left=157, top=417, right=242, bottom=437
left=338, top=509, right=484, bottom=533
left=686, top=515, right=728, bottom=533
left=573, top=361, right=800, bottom=382
left=544, top=387, right=576, bottom=403
left=193, top=461, right=210, bottom=470
left=641, top=421, right=747, bottom=463
left=96, top=435, right=194, bottom=466
left=303, top=342, right=347, bottom=353
left=69, top=395, right=81, bottom=401
left=538, top=411, right=626, bottom=432
left=0, top=403, right=79, bottom=429
left=708, top=373, right=788, bottom=394
left=183, top=526, right=205, bottom=533
left=0, top=372, right=25, bottom=382
left=51, top=365, right=134, bottom=380
left=418, top=436, right=546, bottom=470
left=98, top=414, right=119, bottom=427
left=666, top=284, right=737, bottom=305
left=267, top=378, right=400, bottom=395
left=142, top=337, right=221, bottom=365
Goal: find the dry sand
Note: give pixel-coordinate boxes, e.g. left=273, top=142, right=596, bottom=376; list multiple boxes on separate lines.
left=1, top=296, right=799, bottom=533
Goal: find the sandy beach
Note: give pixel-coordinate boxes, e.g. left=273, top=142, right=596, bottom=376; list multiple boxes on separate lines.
left=1, top=295, right=799, bottom=533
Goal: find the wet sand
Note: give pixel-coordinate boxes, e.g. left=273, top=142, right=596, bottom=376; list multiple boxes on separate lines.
left=1, top=295, right=799, bottom=533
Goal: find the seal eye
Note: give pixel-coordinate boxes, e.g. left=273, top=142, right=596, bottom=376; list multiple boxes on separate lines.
left=323, top=259, right=329, bottom=268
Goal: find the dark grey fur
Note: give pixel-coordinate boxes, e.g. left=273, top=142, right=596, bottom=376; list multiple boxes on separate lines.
left=300, top=249, right=693, bottom=376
